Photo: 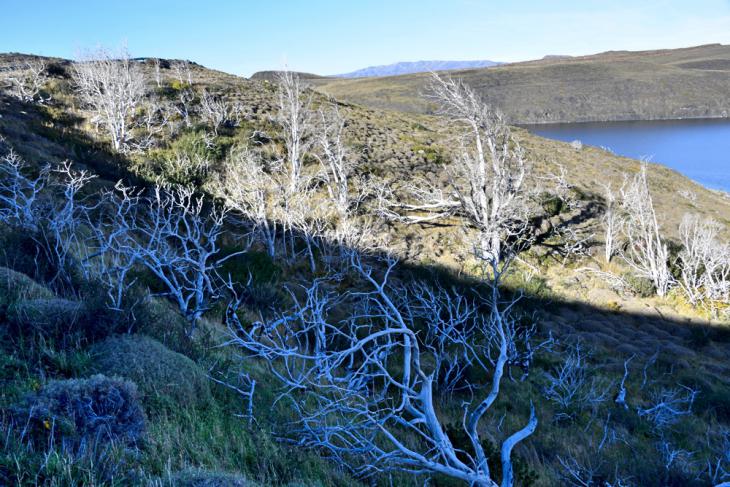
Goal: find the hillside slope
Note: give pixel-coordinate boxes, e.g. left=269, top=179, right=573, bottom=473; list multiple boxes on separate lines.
left=313, top=43, right=730, bottom=124
left=1, top=53, right=730, bottom=486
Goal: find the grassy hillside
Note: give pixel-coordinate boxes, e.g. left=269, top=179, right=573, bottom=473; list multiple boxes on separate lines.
left=0, top=53, right=729, bottom=486
left=313, top=43, right=730, bottom=124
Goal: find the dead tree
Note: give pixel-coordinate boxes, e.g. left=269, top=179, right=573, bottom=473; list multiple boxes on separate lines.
left=82, top=184, right=140, bottom=312
left=104, top=184, right=246, bottom=335
left=543, top=343, right=611, bottom=418
left=224, top=255, right=539, bottom=486
left=2, top=60, right=49, bottom=103
left=601, top=182, right=620, bottom=264
left=0, top=143, right=48, bottom=231
left=381, top=73, right=530, bottom=267
left=638, top=385, right=698, bottom=431
left=216, top=146, right=279, bottom=257
left=274, top=69, right=315, bottom=195
left=618, top=163, right=673, bottom=297
left=678, top=214, right=730, bottom=309
left=72, top=47, right=145, bottom=152
left=0, top=143, right=96, bottom=286
left=314, top=102, right=371, bottom=251
left=200, top=89, right=232, bottom=135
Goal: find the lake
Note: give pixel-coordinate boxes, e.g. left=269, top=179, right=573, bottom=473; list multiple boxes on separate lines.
left=522, top=119, right=730, bottom=192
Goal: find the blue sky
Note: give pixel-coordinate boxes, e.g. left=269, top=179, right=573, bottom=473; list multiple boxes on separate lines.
left=2, top=0, right=730, bottom=76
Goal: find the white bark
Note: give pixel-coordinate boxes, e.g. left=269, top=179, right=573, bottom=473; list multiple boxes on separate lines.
left=602, top=182, right=620, bottom=263
left=678, top=214, right=730, bottom=309
left=225, top=255, right=538, bottom=486
left=618, top=163, right=673, bottom=297
left=383, top=74, right=531, bottom=268
left=216, top=146, right=279, bottom=257
left=72, top=47, right=145, bottom=152
left=274, top=69, right=315, bottom=195
left=2, top=60, right=49, bottom=103
left=100, top=184, right=246, bottom=335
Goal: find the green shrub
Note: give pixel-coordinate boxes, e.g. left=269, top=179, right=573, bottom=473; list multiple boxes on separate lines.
left=88, top=335, right=212, bottom=409
left=623, top=273, right=656, bottom=298
left=412, top=144, right=447, bottom=165
left=170, top=469, right=255, bottom=487
left=170, top=79, right=190, bottom=91
left=541, top=193, right=565, bottom=217
left=7, top=298, right=83, bottom=342
left=134, top=297, right=194, bottom=355
left=147, top=131, right=223, bottom=185
left=0, top=266, right=54, bottom=314
left=10, top=374, right=145, bottom=450
left=219, top=250, right=281, bottom=285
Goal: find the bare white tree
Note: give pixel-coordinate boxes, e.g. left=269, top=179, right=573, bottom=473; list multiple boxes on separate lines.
left=72, top=47, right=145, bottom=152
left=382, top=74, right=530, bottom=267
left=678, top=214, right=730, bottom=309
left=200, top=89, right=232, bottom=135
left=2, top=60, right=50, bottom=103
left=0, top=143, right=48, bottom=231
left=102, top=184, right=245, bottom=335
left=274, top=69, right=315, bottom=195
left=602, top=182, right=620, bottom=263
left=705, top=427, right=730, bottom=486
left=225, top=255, right=539, bottom=486
left=126, top=96, right=173, bottom=153
left=216, top=146, right=279, bottom=257
left=543, top=343, right=611, bottom=418
left=0, top=141, right=97, bottom=286
left=41, top=161, right=98, bottom=286
left=153, top=57, right=162, bottom=88
left=637, top=385, right=698, bottom=431
left=172, top=60, right=193, bottom=86
left=618, top=163, right=673, bottom=297
left=82, top=185, right=140, bottom=312
left=314, top=102, right=372, bottom=251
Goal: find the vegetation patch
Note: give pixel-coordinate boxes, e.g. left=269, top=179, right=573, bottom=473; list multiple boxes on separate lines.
left=88, top=334, right=212, bottom=409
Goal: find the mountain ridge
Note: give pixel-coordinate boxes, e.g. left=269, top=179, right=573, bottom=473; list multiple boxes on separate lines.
left=334, top=59, right=501, bottom=78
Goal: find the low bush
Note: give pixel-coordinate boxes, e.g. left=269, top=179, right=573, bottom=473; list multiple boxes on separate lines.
left=169, top=469, right=255, bottom=487
left=88, top=334, right=212, bottom=409
left=133, top=297, right=196, bottom=355
left=7, top=298, right=83, bottom=338
left=9, top=374, right=145, bottom=451
left=541, top=193, right=565, bottom=217
left=0, top=266, right=54, bottom=313
left=623, top=273, right=656, bottom=298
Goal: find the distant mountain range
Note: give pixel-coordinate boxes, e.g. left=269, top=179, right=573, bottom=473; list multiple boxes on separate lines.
left=334, top=60, right=502, bottom=78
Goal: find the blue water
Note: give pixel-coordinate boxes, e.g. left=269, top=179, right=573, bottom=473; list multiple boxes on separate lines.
left=523, top=119, right=730, bottom=192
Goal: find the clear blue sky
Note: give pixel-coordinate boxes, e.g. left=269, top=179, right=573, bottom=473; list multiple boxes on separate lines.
left=2, top=0, right=730, bottom=76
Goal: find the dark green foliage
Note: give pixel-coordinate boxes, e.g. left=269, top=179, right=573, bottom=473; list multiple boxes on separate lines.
left=219, top=250, right=281, bottom=285
left=88, top=334, right=212, bottom=409
left=217, top=250, right=285, bottom=317
left=45, top=61, right=70, bottom=78
left=0, top=266, right=54, bottom=317
left=688, top=326, right=712, bottom=348
left=5, top=289, right=129, bottom=346
left=145, top=130, right=223, bottom=185
left=412, top=144, right=447, bottom=165
left=623, top=273, right=657, bottom=298
left=0, top=230, right=56, bottom=286
left=8, top=298, right=83, bottom=339
left=541, top=193, right=565, bottom=217
left=9, top=374, right=146, bottom=450
left=133, top=297, right=198, bottom=356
